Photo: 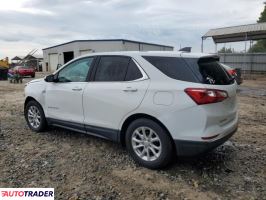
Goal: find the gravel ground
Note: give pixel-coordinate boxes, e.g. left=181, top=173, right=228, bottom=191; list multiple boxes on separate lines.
left=0, top=73, right=265, bottom=200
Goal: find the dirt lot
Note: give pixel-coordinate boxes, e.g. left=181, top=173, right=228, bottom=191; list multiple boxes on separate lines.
left=0, top=73, right=265, bottom=200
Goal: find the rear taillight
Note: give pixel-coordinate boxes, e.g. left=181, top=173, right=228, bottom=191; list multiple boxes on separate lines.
left=228, top=69, right=237, bottom=76
left=185, top=88, right=228, bottom=105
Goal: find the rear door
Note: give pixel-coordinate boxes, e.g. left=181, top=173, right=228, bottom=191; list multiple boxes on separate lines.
left=83, top=56, right=149, bottom=138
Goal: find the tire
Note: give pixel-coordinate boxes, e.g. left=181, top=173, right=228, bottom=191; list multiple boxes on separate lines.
left=31, top=74, right=35, bottom=78
left=125, top=118, right=173, bottom=169
left=25, top=100, right=46, bottom=132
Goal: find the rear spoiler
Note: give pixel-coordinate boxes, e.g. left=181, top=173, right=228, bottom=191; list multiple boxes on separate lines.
left=198, top=55, right=220, bottom=62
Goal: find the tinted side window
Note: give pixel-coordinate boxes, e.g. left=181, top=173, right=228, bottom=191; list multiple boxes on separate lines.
left=125, top=59, right=143, bottom=81
left=94, top=56, right=130, bottom=81
left=57, top=57, right=94, bottom=82
left=143, top=56, right=198, bottom=82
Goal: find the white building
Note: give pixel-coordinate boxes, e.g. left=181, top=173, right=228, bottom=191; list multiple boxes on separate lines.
left=42, top=39, right=174, bottom=72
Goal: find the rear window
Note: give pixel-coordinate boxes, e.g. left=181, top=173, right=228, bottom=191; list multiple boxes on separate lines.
left=94, top=56, right=130, bottom=82
left=142, top=56, right=198, bottom=82
left=184, top=57, right=234, bottom=85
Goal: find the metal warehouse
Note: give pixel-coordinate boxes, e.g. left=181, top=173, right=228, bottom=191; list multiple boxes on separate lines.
left=42, top=39, right=174, bottom=72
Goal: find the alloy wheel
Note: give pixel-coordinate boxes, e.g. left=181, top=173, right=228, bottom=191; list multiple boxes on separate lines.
left=27, top=105, right=41, bottom=129
left=131, top=126, right=162, bottom=161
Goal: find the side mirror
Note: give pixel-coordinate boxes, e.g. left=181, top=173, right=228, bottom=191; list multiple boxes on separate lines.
left=45, top=74, right=56, bottom=82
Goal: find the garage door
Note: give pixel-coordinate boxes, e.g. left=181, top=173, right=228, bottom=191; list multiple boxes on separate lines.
left=49, top=54, right=58, bottom=72
left=80, top=50, right=92, bottom=56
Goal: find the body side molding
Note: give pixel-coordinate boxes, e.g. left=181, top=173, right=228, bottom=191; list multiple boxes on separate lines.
left=47, top=118, right=120, bottom=142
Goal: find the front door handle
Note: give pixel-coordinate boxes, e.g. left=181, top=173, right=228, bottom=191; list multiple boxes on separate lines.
left=123, top=87, right=138, bottom=92
left=72, top=87, right=82, bottom=91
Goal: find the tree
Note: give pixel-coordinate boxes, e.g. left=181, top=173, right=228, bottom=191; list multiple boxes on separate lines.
left=218, top=47, right=233, bottom=53
left=258, top=4, right=266, bottom=23
left=249, top=4, right=266, bottom=52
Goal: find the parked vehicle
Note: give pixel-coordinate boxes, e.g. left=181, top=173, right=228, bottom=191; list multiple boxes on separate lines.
left=9, top=66, right=35, bottom=78
left=220, top=63, right=243, bottom=85
left=24, top=51, right=238, bottom=169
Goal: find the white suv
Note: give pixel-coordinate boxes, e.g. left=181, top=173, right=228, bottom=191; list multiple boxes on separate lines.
left=24, top=51, right=238, bottom=169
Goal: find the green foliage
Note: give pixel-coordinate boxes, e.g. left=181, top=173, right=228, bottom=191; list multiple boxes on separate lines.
left=249, top=40, right=266, bottom=53
left=218, top=47, right=233, bottom=53
left=258, top=5, right=266, bottom=23
left=249, top=5, right=266, bottom=52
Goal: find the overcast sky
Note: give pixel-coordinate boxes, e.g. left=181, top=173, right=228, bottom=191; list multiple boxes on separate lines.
left=0, top=0, right=264, bottom=59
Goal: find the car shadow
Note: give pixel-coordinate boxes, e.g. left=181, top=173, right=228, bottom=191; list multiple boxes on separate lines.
left=43, top=126, right=237, bottom=175
left=165, top=141, right=237, bottom=177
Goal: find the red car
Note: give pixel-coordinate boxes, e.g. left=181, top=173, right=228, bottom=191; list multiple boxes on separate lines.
left=220, top=63, right=243, bottom=85
left=9, top=66, right=35, bottom=78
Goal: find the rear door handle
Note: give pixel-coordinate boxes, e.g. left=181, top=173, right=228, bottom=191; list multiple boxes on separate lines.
left=123, top=87, right=138, bottom=92
left=72, top=87, right=82, bottom=91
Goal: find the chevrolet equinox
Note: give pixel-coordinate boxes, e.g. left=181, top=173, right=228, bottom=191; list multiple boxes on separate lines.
left=24, top=51, right=238, bottom=169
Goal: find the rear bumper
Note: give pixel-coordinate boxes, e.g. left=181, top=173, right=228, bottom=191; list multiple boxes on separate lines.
left=174, top=126, right=237, bottom=157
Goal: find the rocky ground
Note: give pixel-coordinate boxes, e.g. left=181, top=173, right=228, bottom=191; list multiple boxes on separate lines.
left=0, top=73, right=265, bottom=200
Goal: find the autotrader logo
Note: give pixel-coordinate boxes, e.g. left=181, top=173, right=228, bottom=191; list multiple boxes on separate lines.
left=0, top=188, right=54, bottom=200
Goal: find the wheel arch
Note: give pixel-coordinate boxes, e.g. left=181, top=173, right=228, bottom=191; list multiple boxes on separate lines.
left=24, top=96, right=39, bottom=109
left=24, top=96, right=47, bottom=132
left=119, top=113, right=176, bottom=151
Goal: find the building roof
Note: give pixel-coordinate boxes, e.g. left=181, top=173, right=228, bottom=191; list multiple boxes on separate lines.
left=11, top=55, right=43, bottom=61
left=11, top=56, right=22, bottom=60
left=203, top=22, right=266, bottom=43
left=42, top=39, right=173, bottom=50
